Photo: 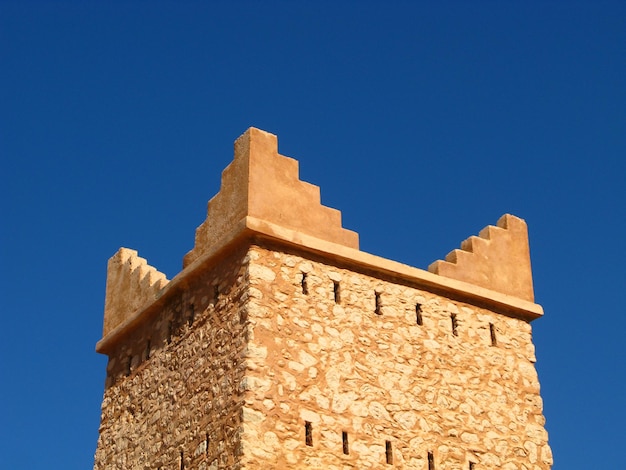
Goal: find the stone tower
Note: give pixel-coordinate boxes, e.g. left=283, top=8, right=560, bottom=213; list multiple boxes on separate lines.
left=94, top=128, right=552, bottom=469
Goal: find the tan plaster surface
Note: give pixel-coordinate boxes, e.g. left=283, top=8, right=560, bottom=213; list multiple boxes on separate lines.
left=429, top=214, right=535, bottom=302
left=183, top=128, right=358, bottom=268
left=97, top=215, right=542, bottom=355
left=99, top=128, right=542, bottom=353
left=103, top=248, right=168, bottom=337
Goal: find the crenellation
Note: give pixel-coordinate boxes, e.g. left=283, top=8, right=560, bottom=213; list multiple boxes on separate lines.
left=428, top=214, right=535, bottom=302
left=103, top=247, right=169, bottom=337
left=183, top=128, right=358, bottom=268
left=94, top=128, right=551, bottom=469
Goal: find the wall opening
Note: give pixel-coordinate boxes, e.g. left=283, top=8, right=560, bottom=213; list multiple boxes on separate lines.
left=469, top=462, right=476, bottom=470
left=179, top=450, right=184, bottom=470
left=188, top=303, right=195, bottom=326
left=428, top=451, right=435, bottom=470
left=213, top=284, right=220, bottom=304
left=385, top=440, right=393, bottom=464
left=145, top=339, right=151, bottom=360
left=375, top=292, right=382, bottom=315
left=342, top=431, right=349, bottom=455
left=205, top=433, right=210, bottom=456
left=125, top=355, right=132, bottom=376
left=167, top=320, right=173, bottom=344
left=305, top=421, right=313, bottom=446
left=333, top=281, right=341, bottom=304
left=451, top=313, right=458, bottom=336
left=416, top=303, right=423, bottom=325
left=301, top=273, right=309, bottom=295
left=489, top=323, right=497, bottom=346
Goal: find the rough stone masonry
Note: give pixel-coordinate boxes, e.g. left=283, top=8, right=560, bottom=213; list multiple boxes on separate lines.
left=94, top=128, right=552, bottom=469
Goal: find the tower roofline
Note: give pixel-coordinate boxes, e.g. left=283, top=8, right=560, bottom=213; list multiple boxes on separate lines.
left=97, top=216, right=543, bottom=355
left=183, top=127, right=358, bottom=268
left=97, top=127, right=543, bottom=355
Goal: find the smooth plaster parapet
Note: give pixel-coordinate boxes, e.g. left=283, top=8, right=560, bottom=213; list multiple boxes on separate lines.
left=183, top=127, right=358, bottom=268
left=98, top=127, right=542, bottom=354
left=103, top=247, right=169, bottom=337
left=97, top=215, right=543, bottom=355
left=428, top=214, right=535, bottom=302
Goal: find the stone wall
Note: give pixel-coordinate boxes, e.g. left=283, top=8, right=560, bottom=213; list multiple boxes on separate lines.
left=94, top=241, right=552, bottom=469
left=94, top=128, right=551, bottom=469
left=94, top=245, right=250, bottom=470
left=243, top=243, right=552, bottom=469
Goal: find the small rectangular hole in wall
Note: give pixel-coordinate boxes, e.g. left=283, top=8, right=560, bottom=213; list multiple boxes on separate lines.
left=469, top=462, right=476, bottom=470
left=428, top=451, right=435, bottom=470
left=301, top=273, right=309, bottom=295
left=375, top=292, right=382, bottom=315
left=125, top=355, right=132, bottom=376
left=213, top=284, right=220, bottom=304
left=490, top=323, right=497, bottom=346
left=385, top=440, right=393, bottom=464
left=451, top=313, right=458, bottom=336
left=188, top=304, right=195, bottom=326
left=416, top=303, right=423, bottom=325
left=179, top=450, right=184, bottom=470
left=145, top=339, right=151, bottom=360
left=305, top=421, right=313, bottom=446
left=205, top=433, right=210, bottom=456
left=333, top=281, right=341, bottom=304
left=342, top=431, right=349, bottom=455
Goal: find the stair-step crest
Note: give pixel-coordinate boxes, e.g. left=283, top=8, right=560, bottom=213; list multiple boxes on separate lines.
left=428, top=214, right=535, bottom=301
left=183, top=127, right=359, bottom=268
left=103, top=248, right=169, bottom=336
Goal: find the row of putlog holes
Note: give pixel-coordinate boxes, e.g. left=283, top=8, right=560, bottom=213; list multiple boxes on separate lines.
left=156, top=433, right=212, bottom=470
left=305, top=421, right=476, bottom=468
left=300, top=274, right=498, bottom=347
left=124, top=286, right=221, bottom=377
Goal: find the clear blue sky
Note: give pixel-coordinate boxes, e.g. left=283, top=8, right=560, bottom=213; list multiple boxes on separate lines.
left=1, top=1, right=624, bottom=468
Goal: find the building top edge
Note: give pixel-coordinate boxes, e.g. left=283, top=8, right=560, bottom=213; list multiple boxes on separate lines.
left=96, top=215, right=543, bottom=355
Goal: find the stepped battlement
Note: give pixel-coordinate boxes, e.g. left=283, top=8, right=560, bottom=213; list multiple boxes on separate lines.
left=103, top=248, right=168, bottom=337
left=94, top=128, right=551, bottom=469
left=428, top=214, right=535, bottom=302
left=183, top=127, right=359, bottom=268
left=98, top=128, right=543, bottom=352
